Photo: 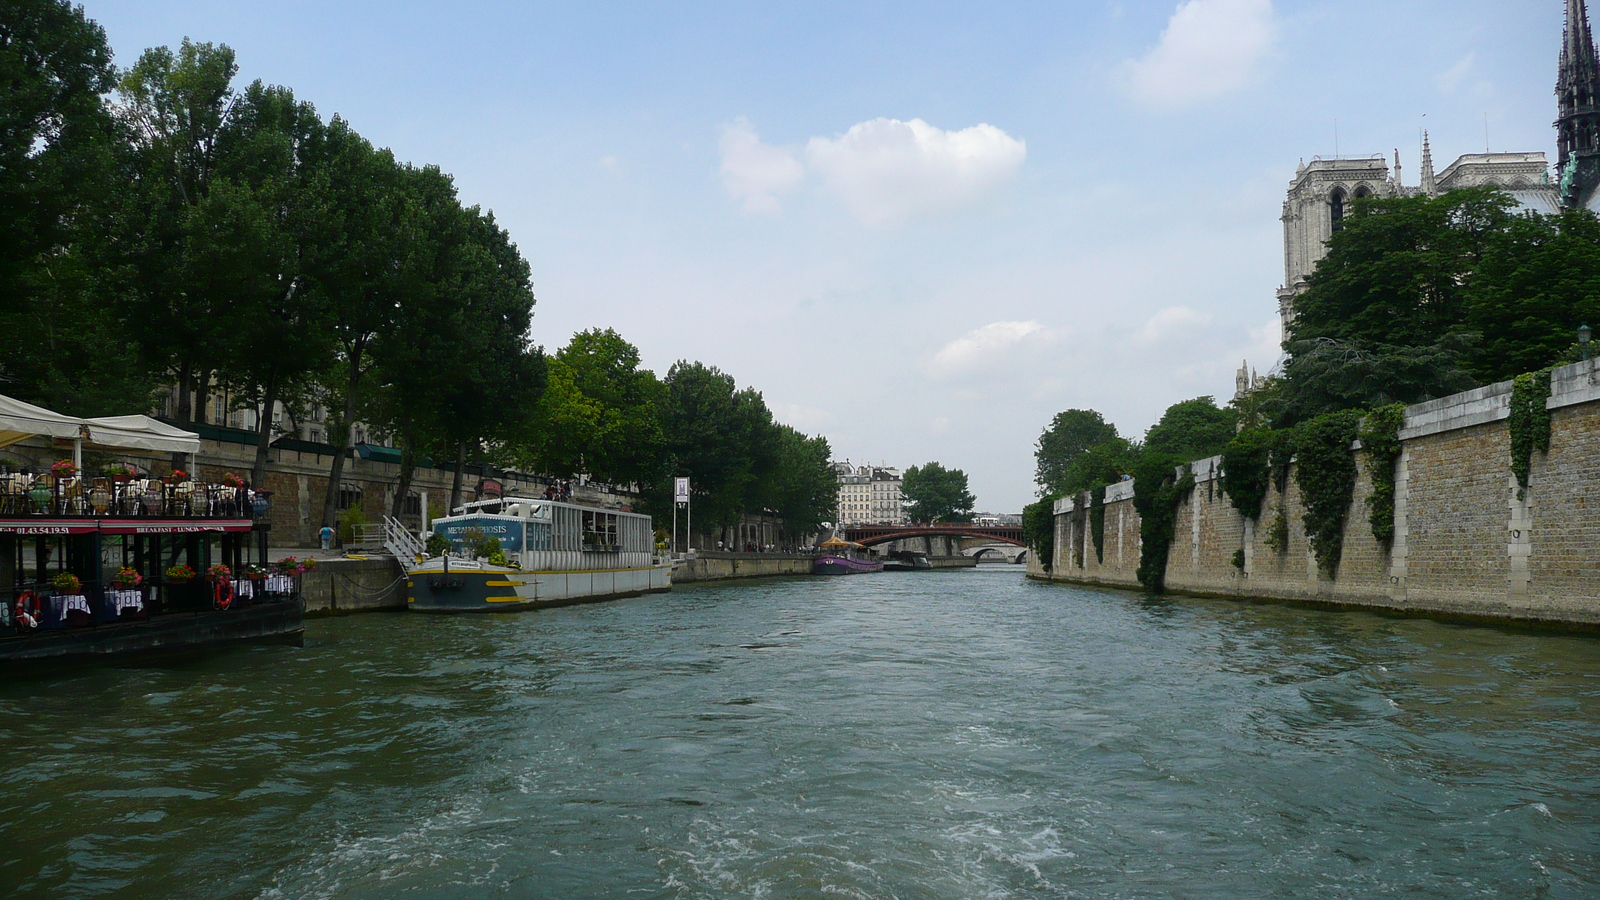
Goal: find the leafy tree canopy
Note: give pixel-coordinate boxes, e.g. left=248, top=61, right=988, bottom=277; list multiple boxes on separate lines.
left=1143, top=396, right=1236, bottom=462
left=902, top=462, right=976, bottom=523
left=1035, top=409, right=1120, bottom=498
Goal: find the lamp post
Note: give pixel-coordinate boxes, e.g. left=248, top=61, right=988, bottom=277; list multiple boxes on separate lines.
left=1581, top=323, right=1593, bottom=362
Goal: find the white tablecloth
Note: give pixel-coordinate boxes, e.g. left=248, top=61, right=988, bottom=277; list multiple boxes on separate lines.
left=236, top=580, right=255, bottom=599
left=107, top=590, right=144, bottom=613
left=265, top=575, right=294, bottom=594
left=52, top=594, right=91, bottom=616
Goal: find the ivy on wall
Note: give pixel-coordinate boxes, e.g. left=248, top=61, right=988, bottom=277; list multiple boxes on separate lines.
left=1131, top=454, right=1194, bottom=591
left=1264, top=505, right=1289, bottom=554
left=1220, top=427, right=1274, bottom=520
left=1294, top=409, right=1363, bottom=578
left=1357, top=403, right=1406, bottom=546
left=1509, top=367, right=1553, bottom=498
left=1022, top=498, right=1055, bottom=571
left=1090, top=484, right=1107, bottom=563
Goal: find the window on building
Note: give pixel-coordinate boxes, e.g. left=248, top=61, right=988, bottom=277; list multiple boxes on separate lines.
left=338, top=482, right=363, bottom=511
left=1329, top=188, right=1347, bottom=231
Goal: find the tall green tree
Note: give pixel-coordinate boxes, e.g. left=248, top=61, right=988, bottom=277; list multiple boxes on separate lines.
left=0, top=1, right=149, bottom=413
left=112, top=39, right=246, bottom=425
left=763, top=425, right=835, bottom=539
left=514, top=328, right=664, bottom=486
left=206, top=81, right=334, bottom=486
left=661, top=361, right=777, bottom=532
left=1035, top=409, right=1120, bottom=498
left=902, top=462, right=976, bottom=523
left=1143, top=396, right=1236, bottom=462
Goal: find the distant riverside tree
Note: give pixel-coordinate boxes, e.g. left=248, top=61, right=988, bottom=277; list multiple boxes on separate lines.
left=1034, top=409, right=1120, bottom=498
left=902, top=462, right=976, bottom=524
left=661, top=361, right=778, bottom=534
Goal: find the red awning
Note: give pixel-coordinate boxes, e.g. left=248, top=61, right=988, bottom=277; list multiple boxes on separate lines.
left=0, top=518, right=253, bottom=535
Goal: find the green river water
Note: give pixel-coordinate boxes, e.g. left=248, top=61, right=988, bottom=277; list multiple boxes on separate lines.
left=1, top=567, right=1596, bottom=898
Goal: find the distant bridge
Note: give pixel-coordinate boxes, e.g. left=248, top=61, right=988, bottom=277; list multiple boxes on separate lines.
left=843, top=524, right=1025, bottom=547
left=965, top=543, right=1029, bottom=563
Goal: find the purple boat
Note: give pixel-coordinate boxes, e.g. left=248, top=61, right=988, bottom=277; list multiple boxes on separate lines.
left=813, top=554, right=884, bottom=575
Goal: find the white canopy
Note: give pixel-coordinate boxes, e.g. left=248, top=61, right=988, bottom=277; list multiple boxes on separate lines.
left=0, top=394, right=86, bottom=449
left=0, top=394, right=200, bottom=455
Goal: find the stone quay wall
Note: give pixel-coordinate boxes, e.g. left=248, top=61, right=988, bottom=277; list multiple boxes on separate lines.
left=1031, top=358, right=1600, bottom=628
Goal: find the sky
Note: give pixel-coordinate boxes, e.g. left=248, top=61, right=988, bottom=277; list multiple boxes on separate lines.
left=85, top=0, right=1564, bottom=512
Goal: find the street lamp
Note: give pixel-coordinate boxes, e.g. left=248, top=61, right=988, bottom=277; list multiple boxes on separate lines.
left=1581, top=323, right=1593, bottom=361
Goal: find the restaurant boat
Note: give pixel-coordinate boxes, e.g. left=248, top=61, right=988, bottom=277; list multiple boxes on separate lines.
left=0, top=395, right=303, bottom=668
left=393, top=496, right=670, bottom=612
left=812, top=536, right=884, bottom=575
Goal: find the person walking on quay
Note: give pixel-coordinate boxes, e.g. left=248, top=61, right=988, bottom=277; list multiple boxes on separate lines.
left=320, top=524, right=334, bottom=551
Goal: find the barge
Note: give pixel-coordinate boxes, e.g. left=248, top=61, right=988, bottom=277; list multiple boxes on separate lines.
left=399, top=497, right=670, bottom=612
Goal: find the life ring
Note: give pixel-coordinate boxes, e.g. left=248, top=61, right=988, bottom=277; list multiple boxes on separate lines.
left=14, top=590, right=41, bottom=630
left=212, top=578, right=234, bottom=610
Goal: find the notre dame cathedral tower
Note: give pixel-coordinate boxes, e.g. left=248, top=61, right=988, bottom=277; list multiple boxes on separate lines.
left=1273, top=1, right=1600, bottom=334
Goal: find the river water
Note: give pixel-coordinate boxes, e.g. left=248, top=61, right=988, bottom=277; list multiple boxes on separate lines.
left=2, top=568, right=1597, bottom=898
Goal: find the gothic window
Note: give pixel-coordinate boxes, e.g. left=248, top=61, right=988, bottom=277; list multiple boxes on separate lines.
left=1329, top=188, right=1347, bottom=231
left=1353, top=185, right=1372, bottom=199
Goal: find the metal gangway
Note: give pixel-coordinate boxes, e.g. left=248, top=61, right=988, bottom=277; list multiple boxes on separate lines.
left=382, top=516, right=427, bottom=561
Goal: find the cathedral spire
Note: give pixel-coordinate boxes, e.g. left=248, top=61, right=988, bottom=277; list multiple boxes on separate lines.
left=1559, top=0, right=1600, bottom=206
left=1420, top=131, right=1437, bottom=195
left=1393, top=148, right=1403, bottom=193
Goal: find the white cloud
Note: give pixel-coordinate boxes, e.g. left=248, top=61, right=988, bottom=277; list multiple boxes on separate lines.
left=1122, top=0, right=1276, bottom=109
left=927, top=320, right=1056, bottom=378
left=770, top=401, right=834, bottom=433
left=1133, top=306, right=1213, bottom=345
left=1436, top=53, right=1475, bottom=94
left=719, top=117, right=804, bottom=213
left=804, top=118, right=1026, bottom=225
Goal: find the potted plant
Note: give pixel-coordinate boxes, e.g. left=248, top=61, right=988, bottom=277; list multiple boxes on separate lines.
left=206, top=563, right=232, bottom=582
left=243, top=564, right=266, bottom=581
left=165, top=564, right=196, bottom=584
left=111, top=566, right=143, bottom=589
left=220, top=472, right=245, bottom=489
left=50, top=459, right=77, bottom=479
left=102, top=463, right=137, bottom=483
left=164, top=468, right=189, bottom=485
left=51, top=572, right=82, bottom=594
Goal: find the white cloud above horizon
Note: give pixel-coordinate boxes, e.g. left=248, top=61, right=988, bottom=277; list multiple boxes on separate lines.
left=804, top=118, right=1027, bottom=225
left=719, top=117, right=804, bottom=213
left=718, top=116, right=1025, bottom=223
left=1122, top=0, right=1276, bottom=109
left=926, top=320, right=1058, bottom=379
left=1133, top=306, right=1213, bottom=345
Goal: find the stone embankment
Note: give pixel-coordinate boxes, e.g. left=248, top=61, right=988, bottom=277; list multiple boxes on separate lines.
left=1031, top=358, right=1600, bottom=629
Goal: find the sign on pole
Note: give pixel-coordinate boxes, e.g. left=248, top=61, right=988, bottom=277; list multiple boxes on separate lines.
left=674, top=477, right=690, bottom=503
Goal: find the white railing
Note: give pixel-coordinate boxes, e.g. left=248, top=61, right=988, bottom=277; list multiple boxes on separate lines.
left=382, top=516, right=426, bottom=560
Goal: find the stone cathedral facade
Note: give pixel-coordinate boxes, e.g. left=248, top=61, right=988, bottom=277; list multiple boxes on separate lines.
left=1273, top=0, right=1600, bottom=333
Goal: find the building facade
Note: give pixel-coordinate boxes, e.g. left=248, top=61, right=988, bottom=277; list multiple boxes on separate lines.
left=832, top=461, right=907, bottom=527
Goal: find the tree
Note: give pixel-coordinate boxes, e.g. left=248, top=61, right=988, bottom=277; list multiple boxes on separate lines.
left=1035, top=409, right=1120, bottom=498
left=661, top=361, right=778, bottom=533
left=112, top=39, right=247, bottom=426
left=0, top=1, right=150, bottom=413
left=1290, top=187, right=1517, bottom=353
left=513, top=328, right=664, bottom=486
left=902, top=462, right=975, bottom=523
left=763, top=426, right=835, bottom=539
left=1143, top=396, right=1236, bottom=462
left=206, top=80, right=334, bottom=486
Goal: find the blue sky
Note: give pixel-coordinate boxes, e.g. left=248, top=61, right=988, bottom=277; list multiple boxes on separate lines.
left=88, top=1, right=1562, bottom=512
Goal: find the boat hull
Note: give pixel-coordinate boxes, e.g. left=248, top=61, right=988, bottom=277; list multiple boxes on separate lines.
left=0, top=599, right=304, bottom=670
left=406, top=564, right=672, bottom=612
left=813, top=555, right=885, bottom=575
